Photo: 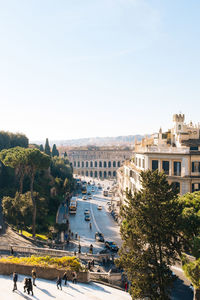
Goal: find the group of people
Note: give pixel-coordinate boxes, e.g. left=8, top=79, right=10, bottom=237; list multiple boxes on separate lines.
left=12, top=268, right=78, bottom=294
left=56, top=271, right=77, bottom=290
left=12, top=268, right=36, bottom=295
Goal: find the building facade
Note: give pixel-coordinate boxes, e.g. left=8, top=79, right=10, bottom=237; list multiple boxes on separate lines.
left=67, top=147, right=132, bottom=179
left=117, top=114, right=200, bottom=202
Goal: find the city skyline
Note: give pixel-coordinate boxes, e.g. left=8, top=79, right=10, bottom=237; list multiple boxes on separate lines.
left=0, top=1, right=200, bottom=140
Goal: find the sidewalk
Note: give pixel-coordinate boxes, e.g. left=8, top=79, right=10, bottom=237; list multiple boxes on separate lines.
left=0, top=274, right=131, bottom=300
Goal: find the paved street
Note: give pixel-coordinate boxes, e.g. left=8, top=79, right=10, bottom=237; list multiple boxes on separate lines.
left=69, top=179, right=121, bottom=254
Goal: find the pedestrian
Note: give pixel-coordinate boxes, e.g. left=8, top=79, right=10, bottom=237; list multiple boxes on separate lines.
left=27, top=278, right=33, bottom=295
left=75, top=232, right=78, bottom=239
left=12, top=272, right=18, bottom=292
left=10, top=246, right=14, bottom=256
left=56, top=276, right=62, bottom=290
left=74, top=250, right=77, bottom=256
left=72, top=272, right=77, bottom=284
left=91, top=259, right=95, bottom=267
left=78, top=244, right=81, bottom=253
left=24, top=277, right=29, bottom=293
left=63, top=272, right=68, bottom=285
left=125, top=281, right=128, bottom=292
left=88, top=261, right=91, bottom=270
left=31, top=268, right=36, bottom=286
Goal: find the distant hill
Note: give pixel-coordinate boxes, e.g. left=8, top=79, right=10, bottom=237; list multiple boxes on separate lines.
left=33, top=135, right=145, bottom=147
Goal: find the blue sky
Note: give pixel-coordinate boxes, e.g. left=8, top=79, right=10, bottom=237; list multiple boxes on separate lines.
left=0, top=0, right=200, bottom=142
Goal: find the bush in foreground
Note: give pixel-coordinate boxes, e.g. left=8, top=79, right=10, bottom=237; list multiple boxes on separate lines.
left=0, top=256, right=82, bottom=272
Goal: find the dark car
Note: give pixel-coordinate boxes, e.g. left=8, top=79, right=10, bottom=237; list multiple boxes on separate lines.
left=85, top=214, right=91, bottom=221
left=95, top=232, right=104, bottom=242
left=105, top=241, right=119, bottom=252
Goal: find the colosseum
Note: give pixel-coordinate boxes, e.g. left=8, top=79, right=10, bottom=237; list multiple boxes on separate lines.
left=67, top=147, right=133, bottom=179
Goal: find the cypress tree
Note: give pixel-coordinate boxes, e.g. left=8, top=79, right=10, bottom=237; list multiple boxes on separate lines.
left=39, top=144, right=44, bottom=152
left=44, top=138, right=51, bottom=156
left=52, top=144, right=59, bottom=157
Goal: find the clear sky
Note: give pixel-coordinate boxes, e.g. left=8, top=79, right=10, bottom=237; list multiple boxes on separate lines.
left=0, top=0, right=200, bottom=142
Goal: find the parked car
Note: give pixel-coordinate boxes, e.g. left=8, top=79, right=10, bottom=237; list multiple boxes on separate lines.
left=82, top=196, right=87, bottom=200
left=97, top=205, right=102, bottom=210
left=105, top=241, right=119, bottom=252
left=88, top=195, right=92, bottom=200
left=84, top=209, right=90, bottom=215
left=95, top=232, right=104, bottom=242
left=85, top=214, right=91, bottom=221
left=91, top=188, right=95, bottom=192
left=98, top=185, right=102, bottom=190
left=87, top=192, right=91, bottom=195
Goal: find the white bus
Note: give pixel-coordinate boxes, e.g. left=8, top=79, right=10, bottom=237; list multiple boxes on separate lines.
left=69, top=197, right=77, bottom=214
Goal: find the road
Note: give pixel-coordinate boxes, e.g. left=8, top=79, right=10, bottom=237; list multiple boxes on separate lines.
left=69, top=179, right=121, bottom=254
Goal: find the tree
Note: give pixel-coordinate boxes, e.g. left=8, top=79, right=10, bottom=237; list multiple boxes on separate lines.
left=26, top=148, right=51, bottom=237
left=39, top=144, right=44, bottom=152
left=182, top=256, right=200, bottom=300
left=0, top=147, right=28, bottom=193
left=52, top=144, right=59, bottom=157
left=44, top=138, right=51, bottom=156
left=178, top=192, right=200, bottom=256
left=117, top=170, right=182, bottom=300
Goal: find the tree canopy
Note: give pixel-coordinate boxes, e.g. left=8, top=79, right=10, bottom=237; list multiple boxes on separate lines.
left=44, top=138, right=51, bottom=156
left=117, top=170, right=182, bottom=300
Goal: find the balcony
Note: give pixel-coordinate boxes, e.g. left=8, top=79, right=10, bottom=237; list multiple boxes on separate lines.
left=136, top=146, right=189, bottom=154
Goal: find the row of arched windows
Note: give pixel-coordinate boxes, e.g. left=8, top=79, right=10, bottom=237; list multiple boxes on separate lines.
left=77, top=170, right=116, bottom=178
left=73, top=161, right=121, bottom=168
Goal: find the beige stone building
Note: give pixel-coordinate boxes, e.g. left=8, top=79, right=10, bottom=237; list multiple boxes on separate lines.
left=117, top=114, right=200, bottom=202
left=67, top=147, right=132, bottom=179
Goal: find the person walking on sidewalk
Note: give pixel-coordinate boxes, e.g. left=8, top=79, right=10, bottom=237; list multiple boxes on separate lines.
left=63, top=272, right=68, bottom=285
left=56, top=276, right=62, bottom=290
left=32, top=268, right=37, bottom=286
left=12, top=272, right=18, bottom=292
left=72, top=271, right=77, bottom=284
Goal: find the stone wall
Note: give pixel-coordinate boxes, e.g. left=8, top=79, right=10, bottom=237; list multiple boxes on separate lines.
left=0, top=262, right=89, bottom=282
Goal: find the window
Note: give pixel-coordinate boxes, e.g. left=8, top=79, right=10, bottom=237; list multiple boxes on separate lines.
left=86, top=171, right=88, bottom=177
left=82, top=161, right=84, bottom=168
left=108, top=161, right=111, bottom=168
left=142, top=159, right=145, bottom=169
left=78, top=161, right=80, bottom=168
left=162, top=161, right=169, bottom=175
left=190, top=146, right=198, bottom=151
left=74, top=161, right=76, bottom=167
left=104, top=161, right=107, bottom=168
left=192, top=162, right=200, bottom=173
left=99, top=161, right=102, bottom=168
left=152, top=160, right=158, bottom=171
left=86, top=161, right=88, bottom=168
left=178, top=125, right=181, bottom=130
left=95, top=161, right=97, bottom=167
left=104, top=171, right=107, bottom=178
left=172, top=182, right=180, bottom=193
left=113, top=161, right=116, bottom=167
left=139, top=158, right=141, bottom=167
left=95, top=171, right=97, bottom=178
left=81, top=171, right=84, bottom=176
left=117, top=161, right=120, bottom=167
left=174, top=161, right=181, bottom=176
left=192, top=183, right=200, bottom=192
left=113, top=171, right=116, bottom=177
left=108, top=171, right=111, bottom=177
left=130, top=170, right=133, bottom=177
left=90, top=161, right=93, bottom=168
left=90, top=171, right=93, bottom=177
left=99, top=171, right=102, bottom=177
